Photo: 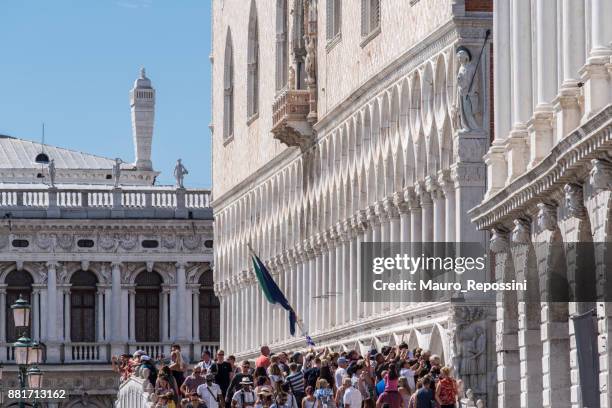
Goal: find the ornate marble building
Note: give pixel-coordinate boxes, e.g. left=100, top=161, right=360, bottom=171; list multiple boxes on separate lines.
left=0, top=71, right=217, bottom=407
left=212, top=0, right=494, bottom=404
left=470, top=1, right=612, bottom=407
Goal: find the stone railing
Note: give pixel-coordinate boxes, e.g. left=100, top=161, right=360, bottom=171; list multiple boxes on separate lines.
left=64, top=342, right=108, bottom=363
left=271, top=89, right=313, bottom=148
left=127, top=343, right=173, bottom=360
left=0, top=185, right=212, bottom=219
left=191, top=341, right=221, bottom=362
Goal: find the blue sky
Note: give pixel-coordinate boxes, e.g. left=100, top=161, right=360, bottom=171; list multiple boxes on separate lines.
left=0, top=0, right=212, bottom=187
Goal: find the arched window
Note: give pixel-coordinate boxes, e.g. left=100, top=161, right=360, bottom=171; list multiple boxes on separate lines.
left=361, top=0, right=380, bottom=37
left=326, top=0, right=341, bottom=40
left=247, top=0, right=260, bottom=119
left=70, top=270, right=97, bottom=342
left=276, top=0, right=288, bottom=91
left=135, top=271, right=162, bottom=342
left=293, top=0, right=306, bottom=89
left=199, top=271, right=220, bottom=342
left=224, top=28, right=235, bottom=140
left=6, top=270, right=33, bottom=342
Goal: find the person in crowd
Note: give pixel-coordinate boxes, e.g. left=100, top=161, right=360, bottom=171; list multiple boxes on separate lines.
left=197, top=373, right=225, bottom=408
left=376, top=364, right=402, bottom=408
left=255, top=388, right=274, bottom=408
left=277, top=352, right=290, bottom=375
left=228, top=355, right=239, bottom=376
left=215, top=350, right=233, bottom=397
left=313, top=378, right=335, bottom=408
left=334, top=357, right=348, bottom=391
left=399, top=361, right=416, bottom=392
left=290, top=352, right=304, bottom=370
left=111, top=354, right=133, bottom=382
left=232, top=377, right=257, bottom=408
left=376, top=370, right=388, bottom=396
left=302, top=386, right=316, bottom=408
left=227, top=360, right=254, bottom=405
left=256, top=346, right=272, bottom=369
left=156, top=391, right=177, bottom=408
left=159, top=365, right=181, bottom=400
left=304, top=358, right=321, bottom=390
left=181, top=365, right=206, bottom=397
left=397, top=377, right=412, bottom=408
left=170, top=345, right=187, bottom=388
left=318, top=360, right=336, bottom=392
left=414, top=377, right=435, bottom=408
left=182, top=392, right=207, bottom=408
left=334, top=376, right=350, bottom=408
left=286, top=362, right=305, bottom=404
left=141, top=355, right=159, bottom=389
left=156, top=373, right=177, bottom=401
left=435, top=367, right=458, bottom=408
left=199, top=350, right=216, bottom=373
left=269, top=363, right=284, bottom=384
left=342, top=377, right=363, bottom=408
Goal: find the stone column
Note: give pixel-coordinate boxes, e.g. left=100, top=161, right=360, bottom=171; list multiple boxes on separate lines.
left=351, top=213, right=367, bottom=321
left=528, top=0, right=557, bottom=169
left=580, top=0, right=612, bottom=120
left=367, top=206, right=381, bottom=315
left=418, top=186, right=433, bottom=243
left=96, top=286, right=105, bottom=343
left=0, top=287, right=6, bottom=344
left=31, top=288, right=40, bottom=340
left=554, top=0, right=585, bottom=141
left=161, top=287, right=170, bottom=342
left=45, top=261, right=61, bottom=363
left=110, top=262, right=123, bottom=351
left=175, top=263, right=188, bottom=342
left=505, top=0, right=532, bottom=182
left=335, top=225, right=345, bottom=326
left=490, top=230, right=520, bottom=408
left=104, top=286, right=112, bottom=343
left=327, top=231, right=337, bottom=328
left=128, top=288, right=136, bottom=342
left=429, top=180, right=445, bottom=243
left=408, top=189, right=422, bottom=302
left=340, top=221, right=351, bottom=325
left=439, top=171, right=456, bottom=244
left=192, top=287, right=200, bottom=342
left=63, top=287, right=71, bottom=343
left=395, top=192, right=411, bottom=243
left=487, top=0, right=511, bottom=197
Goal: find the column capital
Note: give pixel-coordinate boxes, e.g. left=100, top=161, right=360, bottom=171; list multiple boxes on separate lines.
left=351, top=211, right=369, bottom=233
left=366, top=206, right=381, bottom=226
left=382, top=197, right=399, bottom=219
left=175, top=261, right=189, bottom=270
left=46, top=261, right=60, bottom=270
left=392, top=192, right=410, bottom=214
left=437, top=170, right=454, bottom=193
left=416, top=182, right=432, bottom=206
left=425, top=177, right=443, bottom=200
left=110, top=261, right=123, bottom=270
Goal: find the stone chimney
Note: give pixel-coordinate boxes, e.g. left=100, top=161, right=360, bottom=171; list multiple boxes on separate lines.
left=130, top=68, right=155, bottom=170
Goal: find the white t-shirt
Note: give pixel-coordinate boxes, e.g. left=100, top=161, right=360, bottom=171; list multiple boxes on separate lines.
left=334, top=368, right=346, bottom=389
left=197, top=383, right=223, bottom=408
left=232, top=389, right=257, bottom=408
left=343, top=387, right=363, bottom=408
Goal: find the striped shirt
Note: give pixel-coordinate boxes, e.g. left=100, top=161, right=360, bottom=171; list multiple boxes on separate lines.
left=286, top=371, right=305, bottom=393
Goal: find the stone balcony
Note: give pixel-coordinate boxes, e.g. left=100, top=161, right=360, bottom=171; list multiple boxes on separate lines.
left=0, top=184, right=212, bottom=219
left=271, top=88, right=313, bottom=148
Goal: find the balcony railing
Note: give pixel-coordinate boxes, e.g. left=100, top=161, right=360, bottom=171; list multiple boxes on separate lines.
left=0, top=185, right=212, bottom=219
left=271, top=89, right=313, bottom=148
left=64, top=342, right=108, bottom=363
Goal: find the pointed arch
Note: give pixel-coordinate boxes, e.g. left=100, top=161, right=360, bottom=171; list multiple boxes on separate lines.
left=247, top=0, right=260, bottom=119
left=223, top=27, right=234, bottom=139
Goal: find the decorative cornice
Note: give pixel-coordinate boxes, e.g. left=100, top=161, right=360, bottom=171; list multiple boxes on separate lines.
left=470, top=107, right=612, bottom=229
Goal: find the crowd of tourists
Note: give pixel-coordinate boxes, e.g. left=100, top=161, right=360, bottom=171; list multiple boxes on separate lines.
left=113, top=342, right=478, bottom=408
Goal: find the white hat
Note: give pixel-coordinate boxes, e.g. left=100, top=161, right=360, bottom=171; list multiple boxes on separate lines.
left=141, top=355, right=151, bottom=361
left=134, top=350, right=146, bottom=357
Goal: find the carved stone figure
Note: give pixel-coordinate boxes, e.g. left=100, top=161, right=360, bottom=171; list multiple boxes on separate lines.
left=304, top=35, right=316, bottom=85
left=183, top=235, right=201, bottom=250
left=161, top=235, right=177, bottom=249
left=112, top=158, right=123, bottom=188
left=288, top=66, right=296, bottom=89
left=118, top=234, right=138, bottom=250
left=537, top=203, right=557, bottom=232
left=57, top=233, right=74, bottom=250
left=48, top=159, right=56, bottom=187
left=489, top=228, right=508, bottom=254
left=35, top=233, right=55, bottom=250
left=173, top=158, right=188, bottom=188
left=564, top=183, right=586, bottom=219
left=511, top=219, right=530, bottom=244
left=453, top=47, right=481, bottom=132
left=99, top=234, right=117, bottom=250
left=589, top=159, right=612, bottom=191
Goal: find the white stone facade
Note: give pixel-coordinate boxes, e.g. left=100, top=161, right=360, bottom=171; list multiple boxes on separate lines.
left=0, top=71, right=218, bottom=407
left=212, top=0, right=494, bottom=404
left=471, top=1, right=612, bottom=407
